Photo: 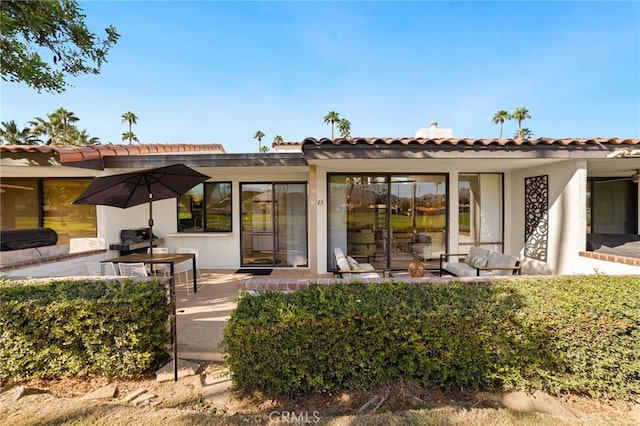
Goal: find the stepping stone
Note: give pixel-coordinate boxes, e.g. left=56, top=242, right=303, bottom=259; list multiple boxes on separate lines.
left=121, top=389, right=147, bottom=403
left=13, top=386, right=27, bottom=401
left=499, top=391, right=535, bottom=411
left=203, top=368, right=230, bottom=386
left=493, top=391, right=578, bottom=419
left=629, top=404, right=640, bottom=423
left=202, top=378, right=232, bottom=405
left=530, top=390, right=579, bottom=419
left=130, top=392, right=157, bottom=406
left=155, top=359, right=201, bottom=382
left=82, top=384, right=118, bottom=400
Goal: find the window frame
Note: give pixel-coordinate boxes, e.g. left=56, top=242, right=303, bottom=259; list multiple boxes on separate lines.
left=176, top=181, right=233, bottom=233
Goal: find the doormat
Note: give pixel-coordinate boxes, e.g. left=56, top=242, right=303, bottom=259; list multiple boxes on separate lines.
left=246, top=258, right=282, bottom=265
left=235, top=268, right=273, bottom=275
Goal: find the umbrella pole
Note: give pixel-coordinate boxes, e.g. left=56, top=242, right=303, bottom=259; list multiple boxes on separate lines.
left=148, top=192, right=177, bottom=381
left=148, top=193, right=154, bottom=255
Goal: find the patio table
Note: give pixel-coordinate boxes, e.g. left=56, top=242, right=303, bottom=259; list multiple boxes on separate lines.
left=104, top=252, right=197, bottom=293
left=104, top=252, right=197, bottom=382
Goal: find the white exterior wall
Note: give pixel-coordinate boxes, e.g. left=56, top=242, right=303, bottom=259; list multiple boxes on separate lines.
left=116, top=168, right=310, bottom=270
left=314, top=169, right=328, bottom=274
left=508, top=160, right=588, bottom=275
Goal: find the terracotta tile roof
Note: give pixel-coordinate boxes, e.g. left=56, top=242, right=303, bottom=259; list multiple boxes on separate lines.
left=272, top=141, right=303, bottom=147
left=0, top=143, right=225, bottom=163
left=302, top=137, right=640, bottom=147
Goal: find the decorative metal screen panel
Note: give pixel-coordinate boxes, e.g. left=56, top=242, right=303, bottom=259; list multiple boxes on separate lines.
left=524, top=175, right=548, bottom=261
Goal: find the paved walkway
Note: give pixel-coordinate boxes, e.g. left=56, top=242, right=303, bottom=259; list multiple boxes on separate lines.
left=175, top=269, right=316, bottom=361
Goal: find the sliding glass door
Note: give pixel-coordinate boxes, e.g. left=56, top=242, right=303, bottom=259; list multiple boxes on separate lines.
left=328, top=174, right=447, bottom=270
left=241, top=183, right=308, bottom=267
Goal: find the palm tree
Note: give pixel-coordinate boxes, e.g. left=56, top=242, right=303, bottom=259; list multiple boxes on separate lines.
left=67, top=129, right=100, bottom=145
left=121, top=111, right=138, bottom=144
left=512, top=107, right=531, bottom=138
left=273, top=135, right=283, bottom=144
left=515, top=128, right=534, bottom=139
left=323, top=111, right=340, bottom=139
left=0, top=120, right=38, bottom=145
left=52, top=107, right=79, bottom=134
left=337, top=118, right=351, bottom=138
left=121, top=131, right=139, bottom=144
left=253, top=130, right=265, bottom=152
left=28, top=116, right=55, bottom=144
left=492, top=110, right=511, bottom=139
left=29, top=110, right=76, bottom=145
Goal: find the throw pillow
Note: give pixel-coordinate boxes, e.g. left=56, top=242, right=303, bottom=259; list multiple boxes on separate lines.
left=346, top=256, right=360, bottom=270
left=466, top=254, right=488, bottom=268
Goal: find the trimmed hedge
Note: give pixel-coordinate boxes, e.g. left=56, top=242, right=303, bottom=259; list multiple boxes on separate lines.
left=221, top=275, right=640, bottom=400
left=0, top=277, right=171, bottom=381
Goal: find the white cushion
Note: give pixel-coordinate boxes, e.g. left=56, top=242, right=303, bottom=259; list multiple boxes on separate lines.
left=357, top=263, right=375, bottom=271
left=467, top=247, right=491, bottom=261
left=442, top=261, right=478, bottom=277
left=336, top=256, right=351, bottom=272
left=356, top=272, right=382, bottom=279
left=486, top=251, right=518, bottom=276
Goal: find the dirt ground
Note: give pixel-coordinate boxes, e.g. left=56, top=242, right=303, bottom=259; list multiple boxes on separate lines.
left=1, top=362, right=639, bottom=425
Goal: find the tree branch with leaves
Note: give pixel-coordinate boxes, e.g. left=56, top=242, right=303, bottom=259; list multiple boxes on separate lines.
left=0, top=0, right=120, bottom=93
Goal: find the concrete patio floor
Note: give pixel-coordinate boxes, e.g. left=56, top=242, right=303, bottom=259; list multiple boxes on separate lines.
left=175, top=268, right=317, bottom=362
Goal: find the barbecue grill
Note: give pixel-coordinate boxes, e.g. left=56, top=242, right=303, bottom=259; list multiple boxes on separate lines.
left=0, top=227, right=58, bottom=251
left=109, top=228, right=164, bottom=256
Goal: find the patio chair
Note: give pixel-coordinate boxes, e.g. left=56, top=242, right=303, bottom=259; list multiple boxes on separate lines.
left=174, top=247, right=199, bottom=295
left=87, top=262, right=118, bottom=276
left=118, top=262, right=148, bottom=277
left=148, top=247, right=170, bottom=276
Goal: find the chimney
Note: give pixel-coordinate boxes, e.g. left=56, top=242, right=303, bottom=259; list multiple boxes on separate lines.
left=415, top=121, right=453, bottom=138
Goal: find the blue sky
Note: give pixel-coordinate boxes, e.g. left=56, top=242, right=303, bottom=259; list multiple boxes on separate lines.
left=1, top=1, right=639, bottom=153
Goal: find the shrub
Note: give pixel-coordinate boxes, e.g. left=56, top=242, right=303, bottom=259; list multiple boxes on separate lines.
left=221, top=276, right=640, bottom=400
left=0, top=277, right=171, bottom=382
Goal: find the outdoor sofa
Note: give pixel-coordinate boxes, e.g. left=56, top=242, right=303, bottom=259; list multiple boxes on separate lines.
left=440, top=246, right=521, bottom=277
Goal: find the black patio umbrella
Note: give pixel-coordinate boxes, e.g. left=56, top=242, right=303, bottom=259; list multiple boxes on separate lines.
left=73, top=164, right=210, bottom=252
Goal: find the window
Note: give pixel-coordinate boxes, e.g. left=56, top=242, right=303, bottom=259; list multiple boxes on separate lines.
left=588, top=179, right=637, bottom=234
left=0, top=178, right=96, bottom=245
left=0, top=178, right=39, bottom=230
left=177, top=182, right=232, bottom=232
